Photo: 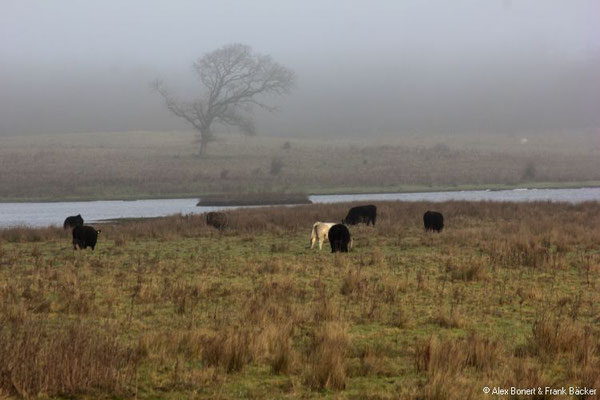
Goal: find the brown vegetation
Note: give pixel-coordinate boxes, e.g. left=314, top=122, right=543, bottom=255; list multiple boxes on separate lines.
left=0, top=321, right=140, bottom=398
left=0, top=131, right=599, bottom=200
left=0, top=200, right=599, bottom=398
left=197, top=192, right=311, bottom=206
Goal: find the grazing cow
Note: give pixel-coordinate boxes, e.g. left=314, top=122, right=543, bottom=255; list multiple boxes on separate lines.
left=342, top=205, right=377, bottom=226
left=310, top=222, right=336, bottom=250
left=423, top=211, right=444, bottom=232
left=206, top=212, right=227, bottom=230
left=72, top=225, right=101, bottom=250
left=328, top=224, right=351, bottom=253
left=63, top=214, right=84, bottom=230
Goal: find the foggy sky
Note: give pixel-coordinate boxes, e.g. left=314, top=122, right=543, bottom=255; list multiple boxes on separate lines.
left=1, top=0, right=599, bottom=137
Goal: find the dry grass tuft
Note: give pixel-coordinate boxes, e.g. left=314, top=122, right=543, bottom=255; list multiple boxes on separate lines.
left=0, top=321, right=140, bottom=398
left=265, top=324, right=298, bottom=375
left=340, top=268, right=368, bottom=298
left=304, top=322, right=350, bottom=391
left=201, top=327, right=254, bottom=373
left=258, top=258, right=283, bottom=274
left=446, top=258, right=488, bottom=281
left=502, top=360, right=555, bottom=399
left=311, top=294, right=339, bottom=323
left=525, top=315, right=590, bottom=359
left=415, top=332, right=504, bottom=376
left=430, top=307, right=465, bottom=329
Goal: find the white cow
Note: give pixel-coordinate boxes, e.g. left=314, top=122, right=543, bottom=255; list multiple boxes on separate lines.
left=310, top=222, right=337, bottom=250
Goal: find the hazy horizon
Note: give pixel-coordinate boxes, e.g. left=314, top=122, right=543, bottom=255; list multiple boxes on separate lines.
left=1, top=0, right=599, bottom=137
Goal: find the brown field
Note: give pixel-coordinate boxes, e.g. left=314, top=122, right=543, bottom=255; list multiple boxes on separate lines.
left=1, top=200, right=600, bottom=399
left=0, top=131, right=599, bottom=201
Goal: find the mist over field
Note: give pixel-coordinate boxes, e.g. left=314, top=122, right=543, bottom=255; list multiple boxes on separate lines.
left=1, top=0, right=598, bottom=138
left=4, top=3, right=600, bottom=399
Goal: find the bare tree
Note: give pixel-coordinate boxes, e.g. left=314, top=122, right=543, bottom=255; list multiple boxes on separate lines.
left=153, top=43, right=294, bottom=156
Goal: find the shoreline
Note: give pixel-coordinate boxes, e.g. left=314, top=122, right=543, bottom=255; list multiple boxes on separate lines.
left=197, top=192, right=312, bottom=207
left=1, top=181, right=600, bottom=203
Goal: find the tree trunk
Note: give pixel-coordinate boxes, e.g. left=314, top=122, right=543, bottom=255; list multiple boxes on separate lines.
left=198, top=129, right=210, bottom=157
left=198, top=139, right=208, bottom=157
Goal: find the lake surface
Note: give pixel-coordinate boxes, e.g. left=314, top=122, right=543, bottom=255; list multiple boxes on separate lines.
left=1, top=187, right=599, bottom=228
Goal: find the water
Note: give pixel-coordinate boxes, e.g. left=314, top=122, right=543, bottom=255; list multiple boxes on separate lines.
left=1, top=187, right=599, bottom=228
left=311, top=187, right=600, bottom=204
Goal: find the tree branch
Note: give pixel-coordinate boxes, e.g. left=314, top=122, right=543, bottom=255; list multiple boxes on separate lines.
left=153, top=43, right=294, bottom=153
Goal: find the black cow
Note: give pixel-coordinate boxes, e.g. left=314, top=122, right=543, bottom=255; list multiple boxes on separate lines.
left=328, top=224, right=351, bottom=253
left=423, top=211, right=444, bottom=232
left=63, top=214, right=84, bottom=230
left=72, top=225, right=101, bottom=250
left=206, top=212, right=227, bottom=230
left=342, top=205, right=377, bottom=226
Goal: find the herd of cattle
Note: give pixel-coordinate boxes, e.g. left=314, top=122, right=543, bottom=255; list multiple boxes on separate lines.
left=308, top=205, right=444, bottom=253
left=63, top=205, right=444, bottom=253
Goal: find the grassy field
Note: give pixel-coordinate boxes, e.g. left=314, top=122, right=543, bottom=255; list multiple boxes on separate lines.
left=1, top=201, right=599, bottom=399
left=0, top=131, right=599, bottom=201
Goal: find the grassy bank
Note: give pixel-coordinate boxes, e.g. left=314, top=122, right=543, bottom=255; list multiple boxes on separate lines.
left=2, top=181, right=600, bottom=204
left=304, top=180, right=600, bottom=196
left=2, top=180, right=600, bottom=203
left=197, top=192, right=311, bottom=206
left=1, top=201, right=599, bottom=398
left=0, top=131, right=599, bottom=202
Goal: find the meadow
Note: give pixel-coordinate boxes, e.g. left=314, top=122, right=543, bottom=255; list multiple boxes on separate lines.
left=0, top=131, right=599, bottom=201
left=1, top=200, right=599, bottom=399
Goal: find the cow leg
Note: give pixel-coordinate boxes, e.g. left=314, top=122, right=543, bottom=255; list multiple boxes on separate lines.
left=319, top=238, right=323, bottom=250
